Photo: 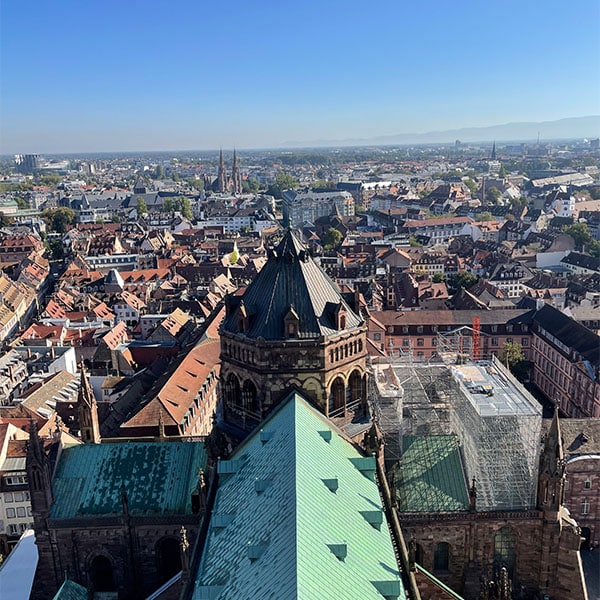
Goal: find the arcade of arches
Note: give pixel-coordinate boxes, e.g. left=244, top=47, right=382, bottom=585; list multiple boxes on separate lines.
left=223, top=368, right=368, bottom=423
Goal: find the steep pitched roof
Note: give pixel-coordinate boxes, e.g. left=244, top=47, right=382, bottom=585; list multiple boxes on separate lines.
left=122, top=338, right=220, bottom=431
left=193, top=392, right=404, bottom=600
left=222, top=230, right=363, bottom=339
left=395, top=436, right=469, bottom=513
left=19, top=371, right=79, bottom=416
left=533, top=304, right=600, bottom=366
left=50, top=440, right=206, bottom=518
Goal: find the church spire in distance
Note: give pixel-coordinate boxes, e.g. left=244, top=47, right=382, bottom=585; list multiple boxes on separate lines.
left=217, top=148, right=227, bottom=193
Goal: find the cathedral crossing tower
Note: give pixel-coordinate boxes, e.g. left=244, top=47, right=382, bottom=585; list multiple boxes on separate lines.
left=220, top=230, right=368, bottom=432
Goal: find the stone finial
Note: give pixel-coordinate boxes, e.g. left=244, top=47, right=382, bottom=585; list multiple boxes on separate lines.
left=408, top=537, right=416, bottom=572
left=180, top=526, right=190, bottom=580
left=158, top=409, right=166, bottom=439
left=469, top=477, right=477, bottom=512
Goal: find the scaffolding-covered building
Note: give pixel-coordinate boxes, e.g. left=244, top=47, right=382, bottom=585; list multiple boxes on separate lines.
left=370, top=354, right=542, bottom=512
left=448, top=356, right=542, bottom=511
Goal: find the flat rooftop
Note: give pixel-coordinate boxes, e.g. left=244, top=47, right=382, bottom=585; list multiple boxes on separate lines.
left=450, top=360, right=541, bottom=418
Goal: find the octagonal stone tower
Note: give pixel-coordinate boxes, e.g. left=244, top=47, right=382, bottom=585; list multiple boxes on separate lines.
left=220, top=230, right=368, bottom=432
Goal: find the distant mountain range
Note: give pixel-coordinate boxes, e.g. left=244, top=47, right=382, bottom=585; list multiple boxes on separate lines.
left=280, top=116, right=600, bottom=148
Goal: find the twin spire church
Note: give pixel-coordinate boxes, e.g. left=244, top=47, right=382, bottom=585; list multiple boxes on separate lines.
left=212, top=149, right=242, bottom=194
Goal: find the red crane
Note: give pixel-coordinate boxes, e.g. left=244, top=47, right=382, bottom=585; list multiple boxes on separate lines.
left=472, top=315, right=481, bottom=361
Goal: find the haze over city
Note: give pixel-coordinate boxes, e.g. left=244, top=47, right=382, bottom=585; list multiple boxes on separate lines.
left=1, top=0, right=599, bottom=153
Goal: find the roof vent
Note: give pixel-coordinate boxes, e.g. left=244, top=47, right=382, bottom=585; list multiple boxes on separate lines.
left=212, top=513, right=235, bottom=530
left=255, top=478, right=272, bottom=494
left=350, top=456, right=376, bottom=481
left=247, top=541, right=268, bottom=562
left=372, top=580, right=402, bottom=599
left=218, top=459, right=242, bottom=476
left=260, top=429, right=274, bottom=445
left=327, top=543, right=347, bottom=561
left=318, top=430, right=332, bottom=443
left=322, top=478, right=339, bottom=493
left=361, top=510, right=383, bottom=531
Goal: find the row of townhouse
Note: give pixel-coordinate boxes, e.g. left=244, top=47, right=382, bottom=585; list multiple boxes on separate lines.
left=402, top=216, right=474, bottom=246
left=202, top=207, right=274, bottom=233
left=367, top=309, right=533, bottom=361
left=530, top=303, right=600, bottom=418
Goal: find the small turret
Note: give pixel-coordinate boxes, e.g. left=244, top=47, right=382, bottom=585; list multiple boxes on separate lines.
left=77, top=365, right=101, bottom=444
left=26, top=419, right=54, bottom=515
left=537, top=406, right=565, bottom=511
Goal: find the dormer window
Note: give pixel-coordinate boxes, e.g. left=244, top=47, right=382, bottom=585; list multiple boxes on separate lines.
left=238, top=301, right=250, bottom=334
left=284, top=305, right=300, bottom=338
left=334, top=303, right=347, bottom=331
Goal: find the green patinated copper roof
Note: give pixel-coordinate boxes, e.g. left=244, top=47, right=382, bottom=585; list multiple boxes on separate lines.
left=50, top=441, right=206, bottom=518
left=52, top=579, right=88, bottom=600
left=396, top=436, right=469, bottom=513
left=193, top=392, right=405, bottom=600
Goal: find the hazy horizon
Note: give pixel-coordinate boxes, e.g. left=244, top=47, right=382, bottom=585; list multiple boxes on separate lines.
left=1, top=0, right=599, bottom=154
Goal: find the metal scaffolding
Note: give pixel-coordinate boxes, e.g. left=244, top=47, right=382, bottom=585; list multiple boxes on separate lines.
left=369, top=353, right=542, bottom=511
left=369, top=355, right=452, bottom=467
left=448, top=356, right=542, bottom=511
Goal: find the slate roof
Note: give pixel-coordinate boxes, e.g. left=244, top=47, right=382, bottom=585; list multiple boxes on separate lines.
left=193, top=392, right=405, bottom=600
left=544, top=418, right=600, bottom=456
left=561, top=251, right=600, bottom=272
left=532, top=304, right=600, bottom=366
left=19, top=371, right=79, bottom=416
left=371, top=309, right=532, bottom=327
left=50, top=441, right=206, bottom=518
left=221, top=230, right=363, bottom=339
left=395, top=436, right=469, bottom=513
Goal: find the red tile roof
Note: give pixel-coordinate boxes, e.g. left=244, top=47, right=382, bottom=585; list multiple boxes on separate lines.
left=122, top=337, right=221, bottom=430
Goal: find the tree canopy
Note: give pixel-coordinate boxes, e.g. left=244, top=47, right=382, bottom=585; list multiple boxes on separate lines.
left=463, top=178, right=478, bottom=197
left=180, top=197, right=193, bottom=220
left=187, top=177, right=205, bottom=191
left=136, top=197, right=148, bottom=215
left=451, top=271, right=478, bottom=291
left=14, top=197, right=29, bottom=210
left=242, top=178, right=260, bottom=193
left=266, top=172, right=298, bottom=199
left=564, top=222, right=592, bottom=249
left=42, top=207, right=76, bottom=233
left=322, top=227, right=342, bottom=251
left=485, top=186, right=502, bottom=204
left=499, top=341, right=530, bottom=382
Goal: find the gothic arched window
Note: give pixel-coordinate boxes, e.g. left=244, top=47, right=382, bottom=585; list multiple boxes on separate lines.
left=433, top=542, right=450, bottom=571
left=494, top=526, right=516, bottom=576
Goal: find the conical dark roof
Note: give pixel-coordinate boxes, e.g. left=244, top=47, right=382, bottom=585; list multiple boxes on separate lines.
left=222, top=230, right=362, bottom=340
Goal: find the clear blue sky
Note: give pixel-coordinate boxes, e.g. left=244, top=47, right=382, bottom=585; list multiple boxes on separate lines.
left=1, top=0, right=599, bottom=153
